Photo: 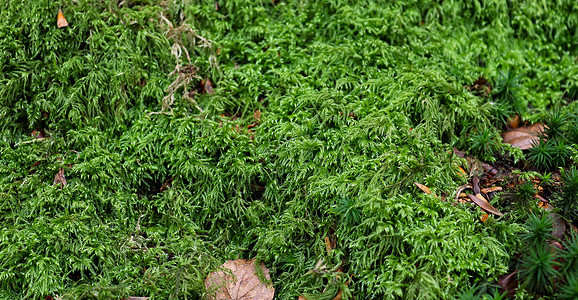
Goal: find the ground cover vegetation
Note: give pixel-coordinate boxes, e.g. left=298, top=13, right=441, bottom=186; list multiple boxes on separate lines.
left=1, top=0, right=577, bottom=298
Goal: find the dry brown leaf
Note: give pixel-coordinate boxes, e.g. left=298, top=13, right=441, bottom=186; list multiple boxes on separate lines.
left=57, top=9, right=68, bottom=28
left=502, top=123, right=544, bottom=150
left=481, top=187, right=502, bottom=194
left=453, top=147, right=466, bottom=158
left=507, top=114, right=520, bottom=129
left=454, top=184, right=472, bottom=202
left=480, top=213, right=489, bottom=223
left=480, top=162, right=498, bottom=176
left=332, top=290, right=343, bottom=300
left=205, top=259, right=274, bottom=300
left=472, top=176, right=481, bottom=194
left=498, top=271, right=518, bottom=298
left=414, top=182, right=431, bottom=195
left=204, top=78, right=215, bottom=95
left=53, top=167, right=67, bottom=188
left=538, top=201, right=553, bottom=211
left=31, top=129, right=45, bottom=139
left=468, top=194, right=504, bottom=216
left=549, top=214, right=566, bottom=240
left=456, top=166, right=467, bottom=177
left=324, top=237, right=333, bottom=255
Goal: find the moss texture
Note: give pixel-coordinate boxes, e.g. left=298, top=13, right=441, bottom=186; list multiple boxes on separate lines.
left=1, top=0, right=577, bottom=298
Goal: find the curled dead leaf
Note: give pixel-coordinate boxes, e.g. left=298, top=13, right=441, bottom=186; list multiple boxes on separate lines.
left=57, top=9, right=68, bottom=28
left=414, top=182, right=431, bottom=195
left=205, top=259, right=274, bottom=300
left=468, top=194, right=503, bottom=216
left=454, top=185, right=472, bottom=202
left=507, top=114, right=520, bottom=129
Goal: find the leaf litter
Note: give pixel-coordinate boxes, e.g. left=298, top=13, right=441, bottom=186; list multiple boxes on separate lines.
left=205, top=259, right=274, bottom=300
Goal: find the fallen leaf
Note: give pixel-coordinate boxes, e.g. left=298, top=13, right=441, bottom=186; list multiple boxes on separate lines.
left=332, top=290, right=343, bottom=300
left=57, top=9, right=68, bottom=28
left=53, top=167, right=67, bottom=188
left=31, top=129, right=44, bottom=139
left=456, top=166, right=467, bottom=177
left=535, top=194, right=547, bottom=201
left=481, top=162, right=498, bottom=176
left=502, top=123, right=544, bottom=150
left=538, top=201, right=552, bottom=210
left=205, top=259, right=274, bottom=300
left=549, top=241, right=563, bottom=251
left=472, top=176, right=481, bottom=194
left=453, top=148, right=466, bottom=158
left=454, top=184, right=472, bottom=202
left=498, top=271, right=518, bottom=298
left=414, top=182, right=431, bottom=195
left=549, top=214, right=566, bottom=240
left=481, top=186, right=502, bottom=194
left=254, top=110, right=262, bottom=122
left=204, top=78, right=215, bottom=95
left=468, top=194, right=504, bottom=216
left=507, top=114, right=520, bottom=129
left=324, top=237, right=332, bottom=254
left=480, top=213, right=489, bottom=223
left=323, top=236, right=336, bottom=255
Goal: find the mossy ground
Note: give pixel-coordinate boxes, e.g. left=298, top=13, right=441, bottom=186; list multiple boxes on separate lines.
left=1, top=0, right=577, bottom=299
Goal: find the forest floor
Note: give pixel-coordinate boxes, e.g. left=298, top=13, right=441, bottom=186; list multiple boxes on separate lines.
left=1, top=1, right=578, bottom=299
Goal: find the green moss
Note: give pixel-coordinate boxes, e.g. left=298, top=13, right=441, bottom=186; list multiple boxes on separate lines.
left=1, top=0, right=577, bottom=298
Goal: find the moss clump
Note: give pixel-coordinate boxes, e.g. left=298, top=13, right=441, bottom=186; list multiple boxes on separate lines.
left=1, top=0, right=577, bottom=298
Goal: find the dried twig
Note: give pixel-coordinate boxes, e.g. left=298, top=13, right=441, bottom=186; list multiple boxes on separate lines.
left=14, top=138, right=49, bottom=147
left=149, top=13, right=214, bottom=116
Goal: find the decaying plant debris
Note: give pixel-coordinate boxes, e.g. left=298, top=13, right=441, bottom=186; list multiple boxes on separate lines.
left=1, top=0, right=577, bottom=299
